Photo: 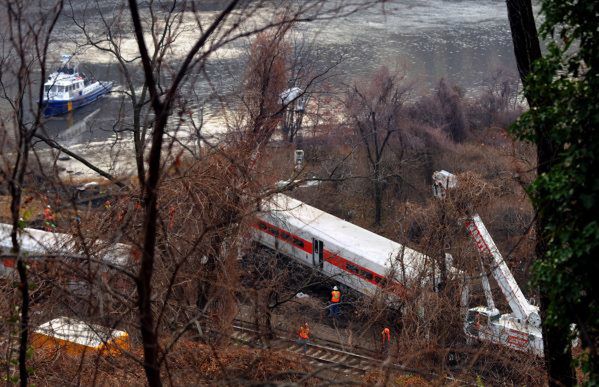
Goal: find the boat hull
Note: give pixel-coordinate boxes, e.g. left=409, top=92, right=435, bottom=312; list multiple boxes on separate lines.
left=42, top=82, right=113, bottom=117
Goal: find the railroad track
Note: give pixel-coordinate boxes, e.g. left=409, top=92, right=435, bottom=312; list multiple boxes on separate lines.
left=231, top=323, right=390, bottom=378
left=229, top=323, right=476, bottom=384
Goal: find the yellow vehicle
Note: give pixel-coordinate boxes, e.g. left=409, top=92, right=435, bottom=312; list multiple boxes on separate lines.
left=31, top=317, right=130, bottom=356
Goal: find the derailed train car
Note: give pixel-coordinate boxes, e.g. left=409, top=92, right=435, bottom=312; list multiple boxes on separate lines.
left=252, top=194, right=441, bottom=300
left=0, top=223, right=131, bottom=281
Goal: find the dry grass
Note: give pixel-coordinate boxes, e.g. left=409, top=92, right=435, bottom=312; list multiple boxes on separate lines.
left=29, top=339, right=313, bottom=386
left=362, top=370, right=432, bottom=386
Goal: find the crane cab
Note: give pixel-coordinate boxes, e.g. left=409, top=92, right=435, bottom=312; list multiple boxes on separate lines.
left=465, top=306, right=500, bottom=336
left=464, top=306, right=544, bottom=356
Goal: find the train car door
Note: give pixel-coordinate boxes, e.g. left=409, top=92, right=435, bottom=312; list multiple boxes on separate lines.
left=312, top=238, right=324, bottom=269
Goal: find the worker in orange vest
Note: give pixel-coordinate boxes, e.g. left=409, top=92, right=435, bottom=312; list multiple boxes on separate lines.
left=43, top=205, right=56, bottom=231
left=329, top=286, right=341, bottom=317
left=297, top=322, right=310, bottom=353
left=381, top=327, right=391, bottom=355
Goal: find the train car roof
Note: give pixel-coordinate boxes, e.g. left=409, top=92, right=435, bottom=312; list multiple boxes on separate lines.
left=0, top=223, right=130, bottom=267
left=263, top=194, right=427, bottom=277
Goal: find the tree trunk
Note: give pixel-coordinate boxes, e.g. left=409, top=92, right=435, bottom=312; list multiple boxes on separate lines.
left=16, top=260, right=29, bottom=387
left=133, top=107, right=146, bottom=191
left=536, top=137, right=575, bottom=387
left=10, top=150, right=30, bottom=387
left=505, top=0, right=543, bottom=103
left=373, top=163, right=382, bottom=226
left=506, top=1, right=575, bottom=385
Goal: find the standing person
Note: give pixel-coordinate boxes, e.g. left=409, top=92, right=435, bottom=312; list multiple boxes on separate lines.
left=381, top=327, right=391, bottom=355
left=297, top=322, right=310, bottom=354
left=43, top=205, right=56, bottom=231
left=329, top=286, right=341, bottom=317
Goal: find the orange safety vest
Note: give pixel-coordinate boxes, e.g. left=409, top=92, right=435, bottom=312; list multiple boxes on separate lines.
left=43, top=207, right=54, bottom=221
left=298, top=326, right=310, bottom=340
left=382, top=328, right=391, bottom=344
left=331, top=290, right=341, bottom=303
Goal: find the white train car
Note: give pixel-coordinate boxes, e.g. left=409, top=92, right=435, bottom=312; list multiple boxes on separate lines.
left=0, top=223, right=131, bottom=276
left=253, top=194, right=436, bottom=298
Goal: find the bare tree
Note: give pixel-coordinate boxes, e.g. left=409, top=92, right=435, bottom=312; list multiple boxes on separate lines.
left=346, top=66, right=411, bottom=226
left=0, top=1, right=64, bottom=384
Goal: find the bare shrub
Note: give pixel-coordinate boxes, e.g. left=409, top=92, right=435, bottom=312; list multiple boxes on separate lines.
left=436, top=79, right=469, bottom=142
left=469, top=67, right=522, bottom=129
left=408, top=79, right=469, bottom=143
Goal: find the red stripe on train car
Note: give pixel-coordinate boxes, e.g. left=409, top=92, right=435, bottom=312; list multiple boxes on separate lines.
left=253, top=220, right=390, bottom=289
left=253, top=220, right=313, bottom=254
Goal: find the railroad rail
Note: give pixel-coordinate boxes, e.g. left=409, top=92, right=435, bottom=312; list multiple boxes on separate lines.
left=231, top=323, right=377, bottom=378
left=228, top=322, right=473, bottom=384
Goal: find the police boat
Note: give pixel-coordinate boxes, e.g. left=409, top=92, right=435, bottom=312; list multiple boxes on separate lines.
left=42, top=55, right=113, bottom=117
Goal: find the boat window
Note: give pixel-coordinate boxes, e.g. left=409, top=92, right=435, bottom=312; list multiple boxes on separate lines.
left=44, top=85, right=50, bottom=92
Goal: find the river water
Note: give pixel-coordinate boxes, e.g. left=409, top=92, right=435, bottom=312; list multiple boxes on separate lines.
left=39, top=0, right=518, bottom=177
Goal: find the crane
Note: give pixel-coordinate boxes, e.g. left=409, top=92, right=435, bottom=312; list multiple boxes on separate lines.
left=432, top=170, right=544, bottom=356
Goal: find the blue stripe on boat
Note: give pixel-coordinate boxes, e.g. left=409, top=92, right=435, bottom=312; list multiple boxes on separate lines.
left=42, top=82, right=113, bottom=117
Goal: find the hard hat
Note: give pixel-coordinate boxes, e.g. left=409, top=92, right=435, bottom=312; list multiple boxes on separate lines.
left=333, top=286, right=338, bottom=291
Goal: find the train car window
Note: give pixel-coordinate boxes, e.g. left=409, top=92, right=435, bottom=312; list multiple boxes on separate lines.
left=269, top=227, right=279, bottom=236
left=292, top=238, right=304, bottom=248
left=281, top=231, right=291, bottom=240
left=345, top=262, right=375, bottom=282
left=361, top=270, right=373, bottom=281
left=258, top=222, right=267, bottom=230
left=346, top=263, right=359, bottom=274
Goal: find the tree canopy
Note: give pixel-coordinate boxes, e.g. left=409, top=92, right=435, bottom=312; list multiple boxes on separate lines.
left=511, top=0, right=599, bottom=382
